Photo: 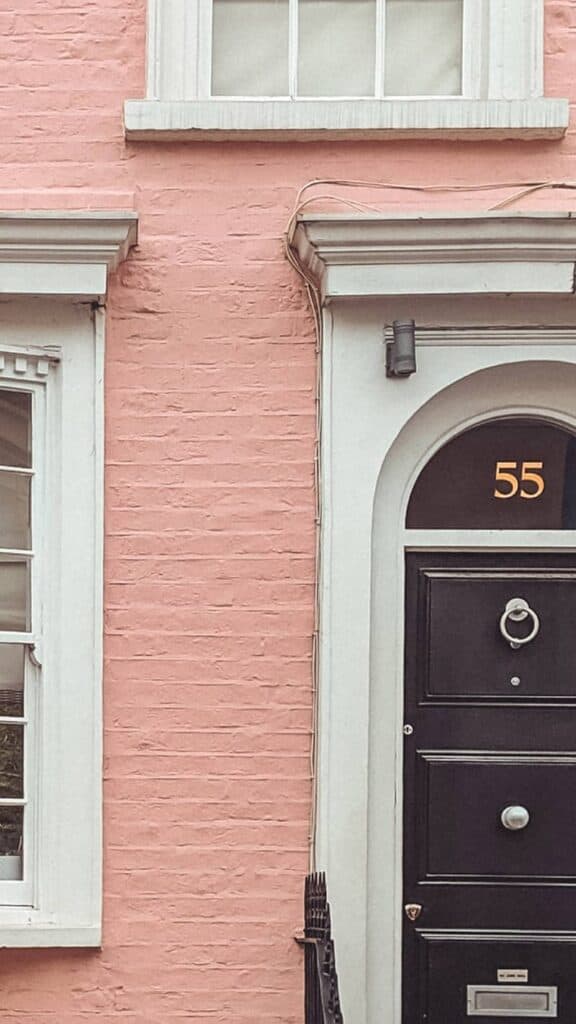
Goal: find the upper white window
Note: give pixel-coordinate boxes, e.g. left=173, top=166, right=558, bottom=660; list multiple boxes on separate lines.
left=124, top=0, right=568, bottom=139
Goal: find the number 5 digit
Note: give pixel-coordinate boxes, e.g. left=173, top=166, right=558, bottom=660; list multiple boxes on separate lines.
left=494, top=462, right=519, bottom=499
left=520, top=461, right=545, bottom=499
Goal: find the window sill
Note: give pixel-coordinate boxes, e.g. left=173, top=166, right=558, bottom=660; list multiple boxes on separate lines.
left=0, top=912, right=101, bottom=948
left=124, top=98, right=569, bottom=141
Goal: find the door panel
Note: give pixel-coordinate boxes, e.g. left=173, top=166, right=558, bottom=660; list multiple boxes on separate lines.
left=403, top=554, right=576, bottom=1024
left=421, top=571, right=576, bottom=701
left=423, top=755, right=576, bottom=880
left=422, top=937, right=576, bottom=1024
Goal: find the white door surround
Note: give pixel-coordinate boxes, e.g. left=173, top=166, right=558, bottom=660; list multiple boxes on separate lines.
left=290, top=214, right=576, bottom=1024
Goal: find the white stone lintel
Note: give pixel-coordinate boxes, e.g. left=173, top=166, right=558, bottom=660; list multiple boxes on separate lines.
left=0, top=211, right=138, bottom=299
left=292, top=212, right=576, bottom=301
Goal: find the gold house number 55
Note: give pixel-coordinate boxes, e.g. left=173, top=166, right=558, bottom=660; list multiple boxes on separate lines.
left=494, top=461, right=545, bottom=499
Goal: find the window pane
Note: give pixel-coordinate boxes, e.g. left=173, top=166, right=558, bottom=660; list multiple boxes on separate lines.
left=299, top=0, right=376, bottom=96
left=406, top=419, right=576, bottom=530
left=0, top=646, right=23, bottom=717
left=0, top=561, right=29, bottom=632
left=212, top=0, right=289, bottom=96
left=0, top=392, right=31, bottom=469
left=0, top=472, right=30, bottom=550
left=0, top=725, right=23, bottom=799
left=0, top=806, right=22, bottom=878
left=385, top=0, right=463, bottom=96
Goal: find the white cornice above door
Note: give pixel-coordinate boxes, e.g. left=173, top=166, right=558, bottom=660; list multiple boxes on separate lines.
left=291, top=212, right=576, bottom=301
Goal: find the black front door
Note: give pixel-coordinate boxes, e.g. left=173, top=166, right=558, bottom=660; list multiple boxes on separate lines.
left=403, top=552, right=576, bottom=1024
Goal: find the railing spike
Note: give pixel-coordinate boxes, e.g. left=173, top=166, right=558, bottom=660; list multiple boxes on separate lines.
left=303, top=874, right=344, bottom=1024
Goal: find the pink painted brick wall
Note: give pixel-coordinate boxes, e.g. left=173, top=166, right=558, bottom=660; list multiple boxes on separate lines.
left=0, top=0, right=574, bottom=1020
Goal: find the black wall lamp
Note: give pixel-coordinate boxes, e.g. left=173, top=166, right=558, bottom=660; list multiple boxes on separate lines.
left=386, top=320, right=417, bottom=378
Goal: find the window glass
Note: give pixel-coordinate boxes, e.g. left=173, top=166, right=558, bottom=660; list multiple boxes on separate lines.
left=0, top=726, right=23, bottom=800
left=0, top=562, right=29, bottom=632
left=0, top=392, right=31, bottom=469
left=0, top=806, right=22, bottom=879
left=212, top=0, right=289, bottom=96
left=0, top=646, right=24, bottom=718
left=0, top=474, right=30, bottom=550
left=406, top=419, right=576, bottom=530
left=299, top=0, right=376, bottom=96
left=384, top=0, right=463, bottom=96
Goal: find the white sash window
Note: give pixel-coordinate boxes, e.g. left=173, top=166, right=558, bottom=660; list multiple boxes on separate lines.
left=125, top=0, right=568, bottom=138
left=0, top=210, right=137, bottom=947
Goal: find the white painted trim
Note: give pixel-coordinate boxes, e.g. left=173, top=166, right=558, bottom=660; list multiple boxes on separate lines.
left=146, top=0, right=160, bottom=99
left=405, top=529, right=576, bottom=550
left=487, top=0, right=543, bottom=99
left=461, top=0, right=484, bottom=99
left=0, top=924, right=101, bottom=948
left=293, top=213, right=576, bottom=301
left=0, top=302, right=105, bottom=947
left=403, top=327, right=576, bottom=347
left=0, top=212, right=138, bottom=300
left=321, top=339, right=576, bottom=1024
left=307, top=215, right=576, bottom=1024
left=124, top=96, right=568, bottom=140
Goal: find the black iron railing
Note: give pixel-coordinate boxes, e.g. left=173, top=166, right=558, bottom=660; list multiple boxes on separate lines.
left=302, top=873, right=344, bottom=1024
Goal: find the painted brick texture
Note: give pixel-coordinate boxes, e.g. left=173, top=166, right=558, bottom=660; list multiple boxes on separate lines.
left=0, top=0, right=574, bottom=1021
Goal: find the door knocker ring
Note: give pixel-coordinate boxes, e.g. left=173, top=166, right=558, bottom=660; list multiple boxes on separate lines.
left=499, top=597, right=540, bottom=650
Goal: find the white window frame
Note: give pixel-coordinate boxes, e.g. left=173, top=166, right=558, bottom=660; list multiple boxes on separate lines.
left=0, top=363, right=50, bottom=910
left=0, top=211, right=137, bottom=946
left=124, top=0, right=568, bottom=139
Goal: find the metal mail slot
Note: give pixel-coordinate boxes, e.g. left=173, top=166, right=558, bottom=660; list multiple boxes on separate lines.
left=467, top=985, right=558, bottom=1017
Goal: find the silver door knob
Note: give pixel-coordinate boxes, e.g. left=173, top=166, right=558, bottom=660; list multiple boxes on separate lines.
left=501, top=805, right=530, bottom=831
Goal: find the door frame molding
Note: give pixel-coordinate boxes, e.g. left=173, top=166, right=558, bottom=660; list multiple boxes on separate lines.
left=319, top=322, right=576, bottom=1024
left=292, top=209, right=576, bottom=1024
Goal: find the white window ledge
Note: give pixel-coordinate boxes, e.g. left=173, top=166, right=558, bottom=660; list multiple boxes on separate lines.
left=124, top=98, right=569, bottom=141
left=0, top=920, right=101, bottom=949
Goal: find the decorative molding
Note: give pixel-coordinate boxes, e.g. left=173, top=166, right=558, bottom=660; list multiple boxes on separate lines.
left=292, top=213, right=576, bottom=301
left=0, top=211, right=138, bottom=299
left=421, top=931, right=576, bottom=942
left=403, top=327, right=576, bottom=347
left=124, top=98, right=569, bottom=141
left=0, top=346, right=60, bottom=381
